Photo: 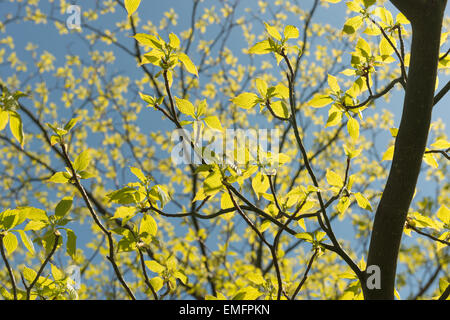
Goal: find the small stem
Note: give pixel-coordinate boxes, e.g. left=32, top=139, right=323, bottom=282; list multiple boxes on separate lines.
left=60, top=142, right=136, bottom=300
left=291, top=249, right=318, bottom=300
left=0, top=234, right=17, bottom=300
left=26, top=233, right=60, bottom=300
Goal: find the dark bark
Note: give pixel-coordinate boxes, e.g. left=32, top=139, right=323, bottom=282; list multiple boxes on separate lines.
left=364, top=0, right=447, bottom=300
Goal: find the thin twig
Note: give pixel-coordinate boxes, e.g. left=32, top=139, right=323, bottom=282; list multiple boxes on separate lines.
left=0, top=234, right=17, bottom=300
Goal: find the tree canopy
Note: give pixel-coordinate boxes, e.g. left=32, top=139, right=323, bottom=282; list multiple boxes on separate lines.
left=0, top=0, right=449, bottom=300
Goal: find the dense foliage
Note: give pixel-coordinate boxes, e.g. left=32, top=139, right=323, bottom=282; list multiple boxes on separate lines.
left=0, top=0, right=448, bottom=300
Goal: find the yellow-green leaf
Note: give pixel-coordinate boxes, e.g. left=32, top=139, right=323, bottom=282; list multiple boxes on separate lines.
left=255, top=79, right=268, bottom=97
left=73, top=150, right=91, bottom=172
left=284, top=25, right=299, bottom=40
left=436, top=205, right=449, bottom=225
left=174, top=97, right=196, bottom=117
left=248, top=40, right=271, bottom=55
left=343, top=16, right=363, bottom=34
left=326, top=170, right=343, bottom=187
left=347, top=117, right=360, bottom=141
left=328, top=74, right=340, bottom=92
left=168, top=33, right=180, bottom=49
left=221, top=192, right=234, bottom=210
left=270, top=100, right=289, bottom=118
left=247, top=272, right=265, bottom=285
left=423, top=153, right=438, bottom=168
left=204, top=116, right=223, bottom=131
left=0, top=110, right=8, bottom=131
left=149, top=277, right=164, bottom=292
left=252, top=172, right=269, bottom=199
left=177, top=52, right=198, bottom=76
left=124, top=0, right=141, bottom=16
left=17, top=230, right=35, bottom=254
left=55, top=197, right=73, bottom=218
left=308, top=94, right=333, bottom=108
left=145, top=260, right=165, bottom=274
left=130, top=166, right=147, bottom=183
left=382, top=145, right=394, bottom=161
left=139, top=214, right=157, bottom=237
left=231, top=92, right=259, bottom=109
left=2, top=232, right=18, bottom=255
left=430, top=139, right=450, bottom=150
left=274, top=83, right=289, bottom=99
left=354, top=192, right=372, bottom=211
left=326, top=106, right=342, bottom=128
left=264, top=23, right=281, bottom=41
left=9, top=111, right=24, bottom=147
left=48, top=172, right=70, bottom=184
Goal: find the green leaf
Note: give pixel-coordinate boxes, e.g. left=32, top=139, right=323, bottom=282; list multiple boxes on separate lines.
left=264, top=23, right=282, bottom=41
left=308, top=94, right=333, bottom=108
left=251, top=172, right=269, bottom=199
left=274, top=83, right=289, bottom=99
left=174, top=97, right=196, bottom=117
left=343, top=16, right=363, bottom=34
left=255, top=79, right=268, bottom=97
left=149, top=277, right=164, bottom=292
left=177, top=52, right=198, bottom=77
left=379, top=37, right=395, bottom=60
left=48, top=172, right=70, bottom=184
left=295, top=232, right=314, bottom=242
left=73, top=150, right=91, bottom=172
left=130, top=166, right=147, bottom=183
left=174, top=271, right=187, bottom=284
left=22, top=266, right=37, bottom=283
left=270, top=100, right=289, bottom=118
left=231, top=92, right=259, bottom=109
left=66, top=228, right=77, bottom=259
left=283, top=25, right=299, bottom=40
left=107, top=187, right=139, bottom=205
left=112, top=206, right=136, bottom=224
left=423, top=153, right=438, bottom=168
left=134, top=33, right=162, bottom=50
left=17, top=230, right=35, bottom=254
left=248, top=40, right=271, bottom=55
left=124, top=0, right=141, bottom=16
left=247, top=272, right=265, bottom=285
left=328, top=74, right=340, bottom=92
left=55, top=197, right=73, bottom=219
left=356, top=37, right=371, bottom=59
left=382, top=145, right=394, bottom=161
left=168, top=33, right=180, bottom=49
left=0, top=110, right=9, bottom=131
left=197, top=100, right=207, bottom=117
left=9, top=111, right=24, bottom=147
left=50, top=135, right=61, bottom=146
left=145, top=260, right=165, bottom=273
left=0, top=209, right=20, bottom=230
left=23, top=207, right=48, bottom=221
left=24, top=220, right=47, bottom=231
left=347, top=116, right=360, bottom=141
left=430, top=139, right=450, bottom=150
left=325, top=107, right=342, bottom=128
left=203, top=116, right=223, bottom=131
left=51, top=264, right=64, bottom=281
left=139, top=214, right=158, bottom=238
left=436, top=205, right=449, bottom=225
left=2, top=232, right=18, bottom=255
left=64, top=117, right=81, bottom=131
left=326, top=170, right=343, bottom=187
left=78, top=170, right=96, bottom=179
left=354, top=192, right=372, bottom=211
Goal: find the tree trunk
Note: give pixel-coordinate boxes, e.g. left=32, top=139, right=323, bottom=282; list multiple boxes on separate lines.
left=364, top=0, right=447, bottom=300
